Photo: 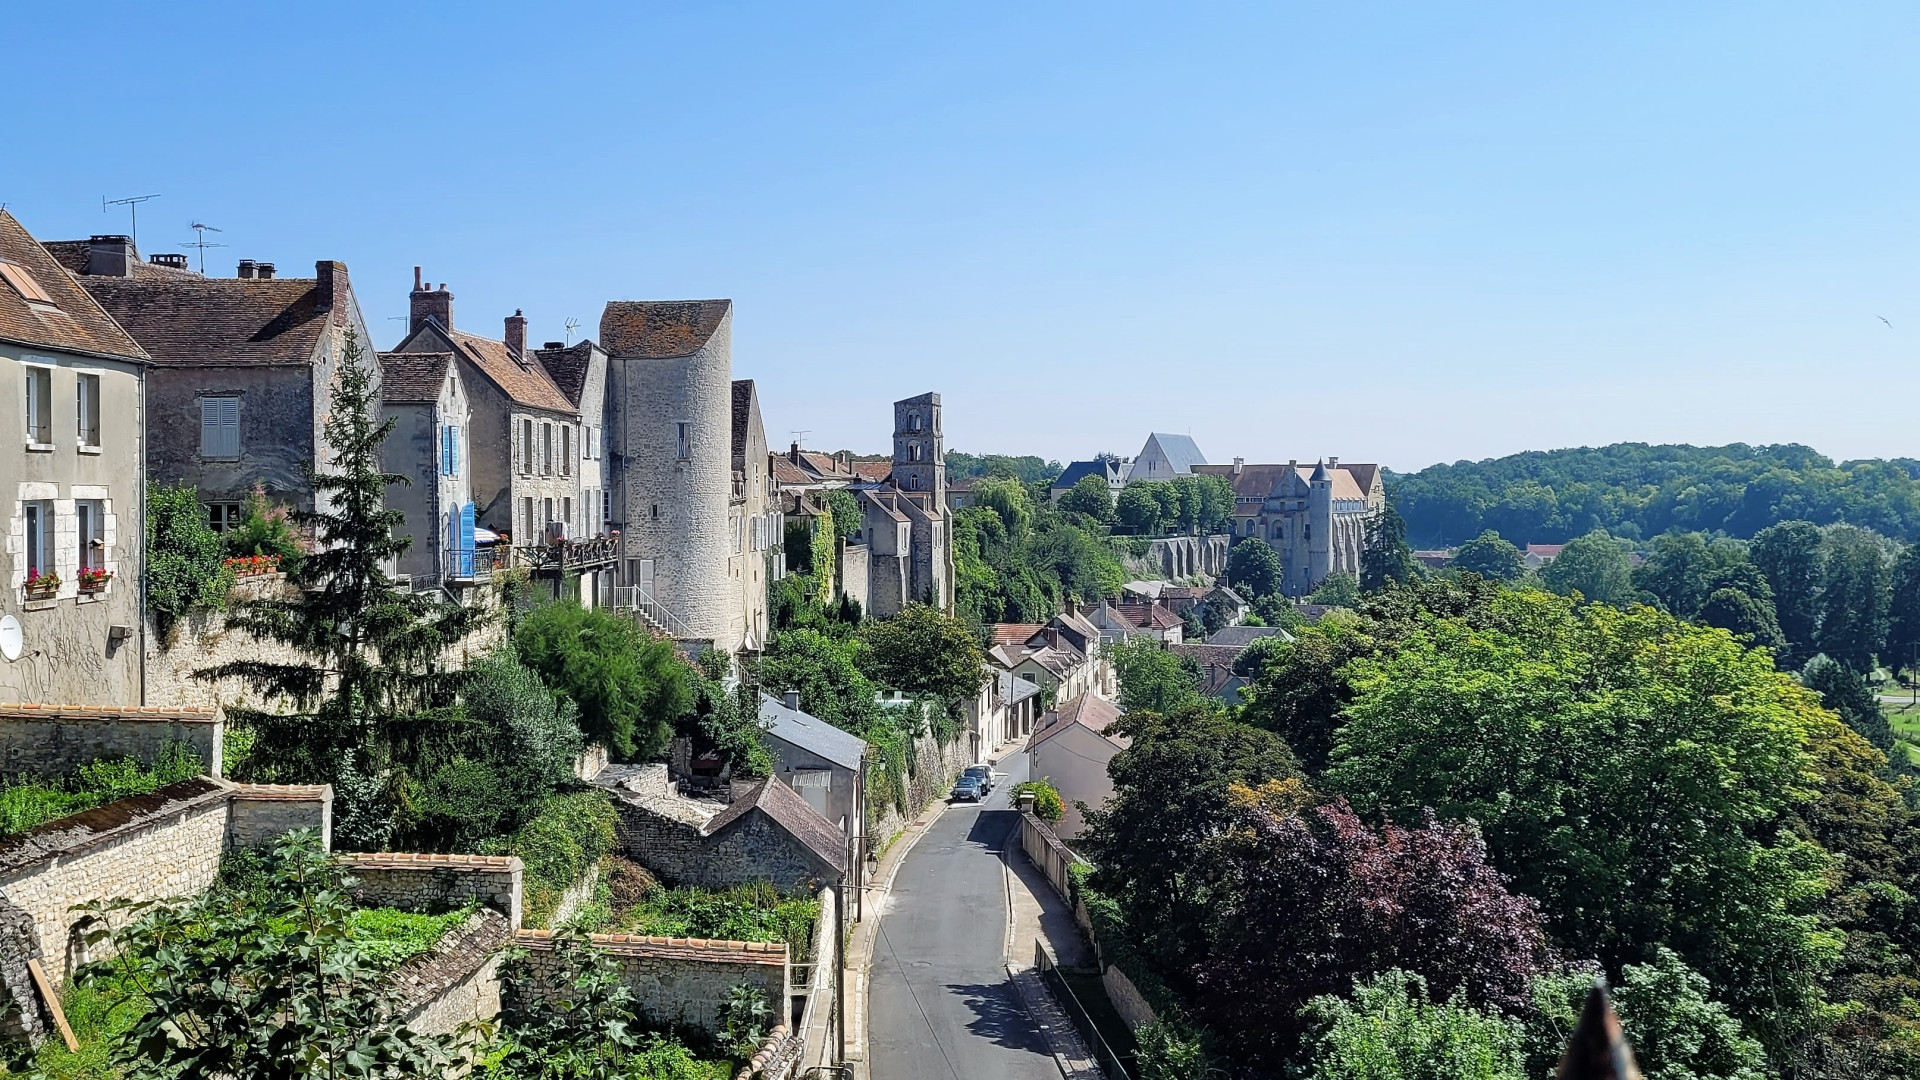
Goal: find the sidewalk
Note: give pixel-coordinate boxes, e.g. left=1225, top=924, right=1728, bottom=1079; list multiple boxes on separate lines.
left=1002, top=805, right=1103, bottom=1079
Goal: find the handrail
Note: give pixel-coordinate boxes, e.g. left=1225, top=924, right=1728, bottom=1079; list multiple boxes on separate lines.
left=1036, top=938, right=1132, bottom=1080
left=610, top=583, right=697, bottom=639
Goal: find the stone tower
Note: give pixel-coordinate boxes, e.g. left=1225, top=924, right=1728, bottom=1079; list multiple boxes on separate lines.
left=891, top=392, right=943, bottom=498
left=1308, top=459, right=1333, bottom=590
left=600, top=300, right=738, bottom=650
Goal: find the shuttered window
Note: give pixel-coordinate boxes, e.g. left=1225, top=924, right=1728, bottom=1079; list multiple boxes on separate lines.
left=200, top=397, right=239, bottom=459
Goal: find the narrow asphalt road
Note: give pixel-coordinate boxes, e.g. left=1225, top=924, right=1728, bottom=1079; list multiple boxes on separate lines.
left=867, top=751, right=1061, bottom=1080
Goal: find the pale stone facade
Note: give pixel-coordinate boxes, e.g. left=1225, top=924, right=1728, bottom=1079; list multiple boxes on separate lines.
left=853, top=393, right=955, bottom=617
left=378, top=352, right=474, bottom=587
left=1192, top=457, right=1385, bottom=597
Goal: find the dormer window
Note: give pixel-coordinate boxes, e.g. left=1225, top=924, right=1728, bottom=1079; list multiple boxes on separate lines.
left=0, top=259, right=56, bottom=309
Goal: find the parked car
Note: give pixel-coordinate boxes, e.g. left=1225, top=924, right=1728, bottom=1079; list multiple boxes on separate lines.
left=963, top=764, right=994, bottom=793
left=949, top=776, right=984, bottom=803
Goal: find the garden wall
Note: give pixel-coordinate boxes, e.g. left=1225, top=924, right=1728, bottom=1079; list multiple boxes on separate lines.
left=390, top=908, right=512, bottom=1037
left=868, top=729, right=971, bottom=853
left=516, top=929, right=789, bottom=1036
left=227, top=783, right=331, bottom=847
left=338, top=852, right=522, bottom=928
left=0, top=704, right=223, bottom=778
left=1017, top=807, right=1160, bottom=1032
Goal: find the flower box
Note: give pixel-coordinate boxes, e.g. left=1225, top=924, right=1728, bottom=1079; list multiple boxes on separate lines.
left=77, top=569, right=113, bottom=593
left=222, top=554, right=282, bottom=578
left=23, top=573, right=59, bottom=599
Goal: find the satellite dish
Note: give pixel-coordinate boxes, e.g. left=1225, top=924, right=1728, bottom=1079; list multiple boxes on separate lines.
left=0, top=615, right=20, bottom=662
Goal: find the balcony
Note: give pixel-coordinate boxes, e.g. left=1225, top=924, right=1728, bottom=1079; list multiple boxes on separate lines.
left=515, top=535, right=620, bottom=575
left=446, top=546, right=508, bottom=584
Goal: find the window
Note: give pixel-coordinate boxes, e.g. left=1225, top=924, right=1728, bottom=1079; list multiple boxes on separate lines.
left=522, top=497, right=534, bottom=541
left=207, top=503, right=243, bottom=532
left=24, top=367, right=51, bottom=446
left=560, top=426, right=572, bottom=477
left=76, top=374, right=100, bottom=448
left=22, top=501, right=51, bottom=582
left=586, top=426, right=597, bottom=460
left=541, top=423, right=553, bottom=476
left=910, top=413, right=921, bottom=431
left=602, top=490, right=611, bottom=531
left=676, top=422, right=690, bottom=461
left=199, top=397, right=239, bottom=459
left=441, top=424, right=459, bottom=476
left=77, top=501, right=104, bottom=572
left=0, top=259, right=54, bottom=306
left=562, top=497, right=573, bottom=530
left=520, top=419, right=534, bottom=475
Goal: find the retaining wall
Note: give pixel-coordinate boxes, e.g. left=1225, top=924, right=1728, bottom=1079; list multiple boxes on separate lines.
left=516, top=929, right=789, bottom=1035
left=338, top=853, right=523, bottom=928
left=0, top=704, right=223, bottom=778
left=1018, top=808, right=1159, bottom=1032
left=868, top=730, right=971, bottom=853
left=227, top=784, right=331, bottom=848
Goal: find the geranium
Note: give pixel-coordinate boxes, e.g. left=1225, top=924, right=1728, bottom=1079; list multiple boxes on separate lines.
left=78, top=568, right=113, bottom=589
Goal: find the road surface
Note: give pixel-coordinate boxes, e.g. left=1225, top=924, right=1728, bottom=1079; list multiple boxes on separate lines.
left=866, top=751, right=1061, bottom=1080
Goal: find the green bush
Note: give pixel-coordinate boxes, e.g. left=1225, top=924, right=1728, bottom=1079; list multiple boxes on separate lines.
left=1298, top=969, right=1527, bottom=1080
left=482, top=790, right=617, bottom=929
left=146, top=480, right=234, bottom=635
left=0, top=742, right=204, bottom=836
left=1013, top=779, right=1064, bottom=822
left=617, top=881, right=819, bottom=961
left=222, top=482, right=304, bottom=567
left=515, top=601, right=689, bottom=759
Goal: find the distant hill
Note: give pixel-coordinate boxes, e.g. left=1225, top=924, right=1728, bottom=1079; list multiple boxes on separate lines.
left=946, top=451, right=1062, bottom=487
left=1387, top=443, right=1920, bottom=547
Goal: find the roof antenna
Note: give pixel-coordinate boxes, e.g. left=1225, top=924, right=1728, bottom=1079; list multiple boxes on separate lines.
left=564, top=317, right=580, bottom=345
left=182, top=222, right=225, bottom=274
left=102, top=194, right=160, bottom=248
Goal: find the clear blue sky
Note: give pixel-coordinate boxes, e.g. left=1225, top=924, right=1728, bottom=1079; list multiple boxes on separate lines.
left=4, top=3, right=1916, bottom=471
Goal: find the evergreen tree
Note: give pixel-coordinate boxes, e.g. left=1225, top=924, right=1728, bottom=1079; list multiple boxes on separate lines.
left=1751, top=521, right=1824, bottom=667
left=1885, top=544, right=1920, bottom=683
left=200, top=330, right=481, bottom=845
left=1359, top=502, right=1418, bottom=593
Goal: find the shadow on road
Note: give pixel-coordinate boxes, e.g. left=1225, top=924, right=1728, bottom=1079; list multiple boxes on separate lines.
left=967, top=808, right=1022, bottom=852
left=949, top=980, right=1054, bottom=1055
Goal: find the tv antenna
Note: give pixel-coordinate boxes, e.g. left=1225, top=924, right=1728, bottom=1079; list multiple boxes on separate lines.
left=102, top=194, right=160, bottom=247
left=564, top=317, right=580, bottom=344
left=791, top=430, right=811, bottom=448
left=181, top=222, right=226, bottom=274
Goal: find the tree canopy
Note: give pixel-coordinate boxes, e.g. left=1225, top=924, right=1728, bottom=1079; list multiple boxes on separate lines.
left=514, top=601, right=689, bottom=760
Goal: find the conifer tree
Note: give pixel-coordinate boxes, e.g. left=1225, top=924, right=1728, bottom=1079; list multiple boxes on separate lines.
left=200, top=330, right=482, bottom=845
left=1360, top=502, right=1419, bottom=593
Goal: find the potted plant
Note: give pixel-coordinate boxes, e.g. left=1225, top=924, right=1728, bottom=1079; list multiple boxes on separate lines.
left=23, top=569, right=59, bottom=598
left=78, top=567, right=113, bottom=593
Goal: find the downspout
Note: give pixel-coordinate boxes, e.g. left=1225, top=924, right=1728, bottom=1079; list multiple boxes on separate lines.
left=137, top=366, right=148, bottom=705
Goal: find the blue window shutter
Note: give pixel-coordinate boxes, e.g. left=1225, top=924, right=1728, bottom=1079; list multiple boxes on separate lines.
left=451, top=426, right=460, bottom=476
left=458, top=503, right=475, bottom=577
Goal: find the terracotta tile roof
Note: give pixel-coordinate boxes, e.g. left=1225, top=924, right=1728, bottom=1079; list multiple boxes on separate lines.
left=338, top=852, right=522, bottom=871
left=599, top=299, right=730, bottom=358
left=437, top=328, right=575, bottom=414
left=1027, top=694, right=1125, bottom=752
left=1192, top=462, right=1374, bottom=504
left=516, top=928, right=788, bottom=966
left=80, top=273, right=332, bottom=367
left=0, top=213, right=149, bottom=362
left=992, top=624, right=1047, bottom=646
left=531, top=340, right=597, bottom=407
left=772, top=457, right=813, bottom=485
left=0, top=702, right=218, bottom=721
left=705, top=777, right=846, bottom=875
left=1526, top=543, right=1565, bottom=558
left=797, top=452, right=852, bottom=479
left=231, top=784, right=331, bottom=802
left=40, top=240, right=201, bottom=282
left=852, top=462, right=893, bottom=483
left=378, top=352, right=451, bottom=404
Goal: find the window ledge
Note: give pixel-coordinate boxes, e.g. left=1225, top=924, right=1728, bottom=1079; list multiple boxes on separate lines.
left=24, top=442, right=54, bottom=453
left=77, top=443, right=102, bottom=455
left=21, top=598, right=57, bottom=612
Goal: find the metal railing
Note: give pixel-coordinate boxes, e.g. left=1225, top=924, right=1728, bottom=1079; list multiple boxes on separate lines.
left=1036, top=939, right=1132, bottom=1080
left=610, top=584, right=697, bottom=639
left=446, top=546, right=507, bottom=582
left=515, top=535, right=620, bottom=573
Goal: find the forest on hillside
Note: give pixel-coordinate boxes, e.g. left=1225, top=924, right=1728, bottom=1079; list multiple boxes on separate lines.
left=1388, top=443, right=1920, bottom=547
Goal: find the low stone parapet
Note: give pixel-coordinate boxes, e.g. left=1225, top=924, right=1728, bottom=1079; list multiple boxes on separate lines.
left=338, top=853, right=522, bottom=929
left=0, top=703, right=223, bottom=779
left=514, top=929, right=789, bottom=1035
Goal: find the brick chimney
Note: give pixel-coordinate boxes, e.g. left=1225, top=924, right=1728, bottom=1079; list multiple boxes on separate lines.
left=85, top=235, right=136, bottom=277
left=409, top=267, right=452, bottom=334
left=782, top=690, right=801, bottom=711
left=314, top=260, right=349, bottom=316
left=504, top=309, right=528, bottom=358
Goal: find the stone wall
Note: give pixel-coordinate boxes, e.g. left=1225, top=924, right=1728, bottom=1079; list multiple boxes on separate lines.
left=1018, top=807, right=1159, bottom=1031
left=612, top=796, right=710, bottom=884
left=573, top=742, right=611, bottom=781
left=516, top=929, right=788, bottom=1036
left=227, top=784, right=332, bottom=848
left=546, top=861, right=603, bottom=929
left=0, top=705, right=222, bottom=778
left=338, top=853, right=522, bottom=928
left=612, top=800, right=828, bottom=891
left=1102, top=964, right=1159, bottom=1031
left=390, top=908, right=511, bottom=1038
left=869, top=730, right=971, bottom=853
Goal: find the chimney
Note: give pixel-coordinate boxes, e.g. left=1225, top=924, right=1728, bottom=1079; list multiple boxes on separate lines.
left=782, top=690, right=801, bottom=711
left=256, top=262, right=275, bottom=280
left=148, top=253, right=189, bottom=270
left=1328, top=456, right=1339, bottom=468
left=1233, top=456, right=1244, bottom=476
left=409, top=268, right=452, bottom=334
left=790, top=441, right=802, bottom=460
left=505, top=309, right=528, bottom=358
left=1065, top=597, right=1077, bottom=618
left=237, top=259, right=257, bottom=279
left=544, top=341, right=565, bottom=350
left=314, top=260, right=349, bottom=315
left=84, top=235, right=136, bottom=277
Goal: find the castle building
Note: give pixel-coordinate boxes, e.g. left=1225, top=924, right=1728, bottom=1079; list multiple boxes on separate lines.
left=850, top=393, right=955, bottom=617
left=1190, top=457, right=1384, bottom=597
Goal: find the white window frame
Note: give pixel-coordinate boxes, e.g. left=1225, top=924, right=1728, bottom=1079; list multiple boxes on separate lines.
left=520, top=418, right=534, bottom=476
left=24, top=365, right=53, bottom=449
left=75, top=372, right=101, bottom=451
left=22, top=500, right=52, bottom=581
left=77, top=500, right=105, bottom=573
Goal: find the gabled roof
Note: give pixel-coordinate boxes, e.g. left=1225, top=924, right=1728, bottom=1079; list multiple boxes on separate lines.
left=1206, top=625, right=1293, bottom=647
left=378, top=352, right=452, bottom=404
left=1053, top=460, right=1121, bottom=491
left=1191, top=462, right=1375, bottom=503
left=772, top=457, right=814, bottom=485
left=399, top=325, right=575, bottom=414
left=992, top=624, right=1047, bottom=646
left=852, top=462, right=894, bottom=483
left=704, top=777, right=846, bottom=875
left=75, top=263, right=339, bottom=367
left=1138, top=433, right=1207, bottom=473
left=531, top=340, right=599, bottom=408
left=759, top=695, right=867, bottom=772
left=600, top=299, right=730, bottom=358
left=0, top=214, right=149, bottom=362
left=1027, top=694, right=1126, bottom=753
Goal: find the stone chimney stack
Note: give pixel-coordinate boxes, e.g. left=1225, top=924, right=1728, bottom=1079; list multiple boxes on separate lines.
left=505, top=309, right=528, bottom=358
left=257, top=262, right=275, bottom=280
left=782, top=690, right=801, bottom=711
left=409, top=267, right=452, bottom=334
left=314, top=260, right=349, bottom=315
left=84, top=235, right=136, bottom=277
left=236, top=259, right=257, bottom=279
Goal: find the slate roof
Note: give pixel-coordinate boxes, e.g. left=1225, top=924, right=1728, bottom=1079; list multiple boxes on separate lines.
left=759, top=694, right=867, bottom=772
left=600, top=299, right=731, bottom=358
left=0, top=214, right=150, bottom=362
left=531, top=340, right=597, bottom=408
left=705, top=777, right=847, bottom=875
left=1139, top=433, right=1207, bottom=473
left=1206, top=625, right=1294, bottom=647
left=378, top=352, right=452, bottom=404
left=408, top=328, right=575, bottom=414
left=1052, top=460, right=1119, bottom=491
left=1027, top=695, right=1126, bottom=752
left=80, top=273, right=332, bottom=367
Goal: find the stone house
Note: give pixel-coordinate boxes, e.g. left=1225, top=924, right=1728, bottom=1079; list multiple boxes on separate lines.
left=1522, top=543, right=1564, bottom=570
left=1125, top=432, right=1207, bottom=484
left=1191, top=457, right=1385, bottom=597
left=1048, top=458, right=1126, bottom=505
left=1083, top=598, right=1184, bottom=645
left=1025, top=694, right=1126, bottom=838
left=57, top=239, right=377, bottom=529
left=850, top=393, right=955, bottom=618
left=0, top=213, right=150, bottom=706
left=531, top=338, right=616, bottom=606
left=965, top=669, right=1043, bottom=761
left=986, top=606, right=1112, bottom=704
left=758, top=692, right=866, bottom=845
left=388, top=274, right=584, bottom=554
left=600, top=764, right=846, bottom=891
left=729, top=381, right=778, bottom=652
left=376, top=352, right=474, bottom=588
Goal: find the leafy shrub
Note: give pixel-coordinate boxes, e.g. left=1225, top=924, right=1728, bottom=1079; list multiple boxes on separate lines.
left=720, top=983, right=772, bottom=1059
left=1297, top=969, right=1527, bottom=1080
left=222, top=482, right=304, bottom=566
left=348, top=906, right=476, bottom=969
left=482, top=790, right=617, bottom=929
left=617, top=881, right=818, bottom=961
left=1012, top=779, right=1064, bottom=821
left=0, top=741, right=204, bottom=836
left=145, top=480, right=234, bottom=636
left=1133, top=1020, right=1218, bottom=1080
left=515, top=601, right=689, bottom=759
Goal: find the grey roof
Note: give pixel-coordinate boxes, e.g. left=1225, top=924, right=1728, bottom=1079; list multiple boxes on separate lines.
left=704, top=777, right=847, bottom=876
left=759, top=695, right=867, bottom=771
left=1206, top=625, right=1294, bottom=648
left=1006, top=674, right=1042, bottom=703
left=1140, top=433, right=1207, bottom=473
left=1052, top=459, right=1119, bottom=491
